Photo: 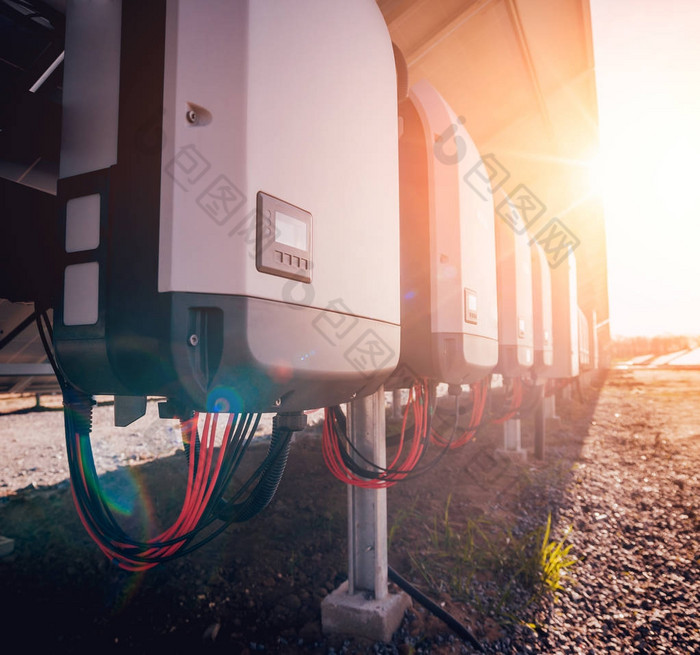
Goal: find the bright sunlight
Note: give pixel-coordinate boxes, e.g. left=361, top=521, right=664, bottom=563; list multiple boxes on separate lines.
left=591, top=0, right=700, bottom=337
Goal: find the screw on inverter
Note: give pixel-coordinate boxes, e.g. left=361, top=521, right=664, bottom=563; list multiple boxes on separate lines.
left=186, top=109, right=198, bottom=124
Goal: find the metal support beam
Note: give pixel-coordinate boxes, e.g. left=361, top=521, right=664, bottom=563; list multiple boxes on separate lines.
left=321, top=387, right=411, bottom=642
left=543, top=393, right=556, bottom=419
left=391, top=389, right=402, bottom=420
left=534, top=383, right=545, bottom=460
left=402, top=0, right=494, bottom=66
left=503, top=418, right=521, bottom=451
left=0, top=363, right=54, bottom=376
left=347, top=389, right=388, bottom=598
left=9, top=376, right=35, bottom=394
left=505, top=0, right=554, bottom=137
left=0, top=310, right=38, bottom=351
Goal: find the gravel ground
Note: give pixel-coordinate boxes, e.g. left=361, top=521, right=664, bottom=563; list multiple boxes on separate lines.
left=525, top=370, right=700, bottom=655
left=0, top=368, right=698, bottom=654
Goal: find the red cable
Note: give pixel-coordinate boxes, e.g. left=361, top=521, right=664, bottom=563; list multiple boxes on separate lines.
left=322, top=381, right=431, bottom=488
left=431, top=377, right=488, bottom=449
left=491, top=377, right=523, bottom=424
left=451, top=377, right=487, bottom=447
left=71, top=411, right=241, bottom=571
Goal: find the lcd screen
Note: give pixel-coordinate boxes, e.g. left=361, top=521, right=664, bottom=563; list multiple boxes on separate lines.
left=275, top=211, right=307, bottom=250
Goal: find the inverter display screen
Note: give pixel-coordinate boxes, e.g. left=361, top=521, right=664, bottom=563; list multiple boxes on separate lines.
left=275, top=211, right=307, bottom=250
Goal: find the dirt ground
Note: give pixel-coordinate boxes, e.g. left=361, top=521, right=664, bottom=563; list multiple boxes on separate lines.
left=0, top=368, right=698, bottom=654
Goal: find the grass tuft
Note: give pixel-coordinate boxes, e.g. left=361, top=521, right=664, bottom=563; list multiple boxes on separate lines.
left=398, top=498, right=576, bottom=627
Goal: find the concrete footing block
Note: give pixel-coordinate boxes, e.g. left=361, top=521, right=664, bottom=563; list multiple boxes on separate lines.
left=321, top=581, right=412, bottom=643
left=499, top=419, right=526, bottom=461
left=495, top=447, right=527, bottom=462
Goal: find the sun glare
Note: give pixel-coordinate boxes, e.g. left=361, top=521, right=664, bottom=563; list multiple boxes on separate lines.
left=591, top=0, right=700, bottom=337
left=653, top=136, right=700, bottom=217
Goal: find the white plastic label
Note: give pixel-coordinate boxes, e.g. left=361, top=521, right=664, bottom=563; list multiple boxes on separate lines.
left=63, top=262, right=100, bottom=325
left=66, top=194, right=101, bottom=252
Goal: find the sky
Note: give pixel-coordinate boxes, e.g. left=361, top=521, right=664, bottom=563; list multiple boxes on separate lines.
left=589, top=0, right=700, bottom=337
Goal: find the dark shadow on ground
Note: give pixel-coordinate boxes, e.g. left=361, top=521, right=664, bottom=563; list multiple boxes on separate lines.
left=0, top=432, right=349, bottom=653
left=0, top=375, right=606, bottom=653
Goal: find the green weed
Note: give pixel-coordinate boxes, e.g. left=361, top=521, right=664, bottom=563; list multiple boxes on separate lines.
left=539, top=513, right=576, bottom=596
left=399, top=497, right=576, bottom=627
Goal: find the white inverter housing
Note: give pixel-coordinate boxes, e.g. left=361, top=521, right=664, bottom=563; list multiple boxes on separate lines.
left=550, top=248, right=579, bottom=379
left=591, top=310, right=600, bottom=369
left=530, top=241, right=553, bottom=375
left=388, top=80, right=498, bottom=387
left=578, top=307, right=591, bottom=370
left=54, top=0, right=400, bottom=413
left=494, top=190, right=534, bottom=377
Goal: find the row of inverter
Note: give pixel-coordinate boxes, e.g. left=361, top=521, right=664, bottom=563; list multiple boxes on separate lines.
left=385, top=80, right=591, bottom=392
left=52, top=0, right=596, bottom=419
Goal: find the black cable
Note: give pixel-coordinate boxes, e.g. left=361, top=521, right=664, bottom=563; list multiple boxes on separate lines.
left=216, top=414, right=293, bottom=522
left=35, top=311, right=66, bottom=389
left=388, top=566, right=484, bottom=652
left=209, top=412, right=260, bottom=503
left=516, top=381, right=545, bottom=417
left=39, top=310, right=274, bottom=558
left=431, top=380, right=532, bottom=438
left=63, top=388, right=297, bottom=566
left=488, top=379, right=521, bottom=420
left=430, top=382, right=490, bottom=445
left=107, top=424, right=293, bottom=565
left=68, top=398, right=242, bottom=553
left=328, top=389, right=458, bottom=482
left=429, top=390, right=482, bottom=442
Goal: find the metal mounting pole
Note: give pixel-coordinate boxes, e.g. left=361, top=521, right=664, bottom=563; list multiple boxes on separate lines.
left=347, top=388, right=388, bottom=598
left=496, top=376, right=524, bottom=459
left=391, top=389, right=402, bottom=420
left=542, top=388, right=561, bottom=430
left=321, top=386, right=411, bottom=642
left=543, top=392, right=556, bottom=419
left=534, top=383, right=545, bottom=460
